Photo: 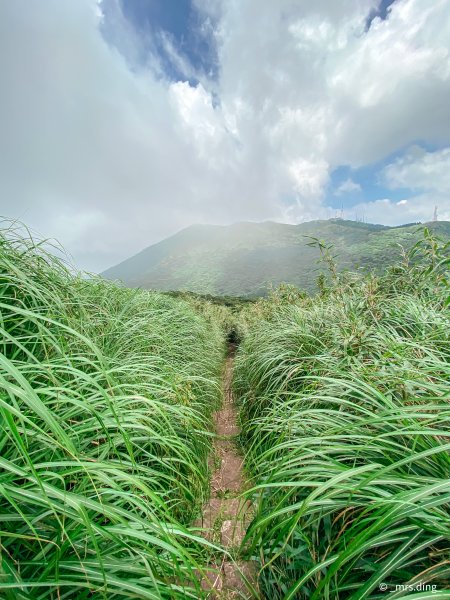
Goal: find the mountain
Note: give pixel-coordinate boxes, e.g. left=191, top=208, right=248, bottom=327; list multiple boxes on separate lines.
left=101, top=219, right=450, bottom=297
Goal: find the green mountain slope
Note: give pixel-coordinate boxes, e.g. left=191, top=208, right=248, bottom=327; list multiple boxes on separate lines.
left=101, top=219, right=450, bottom=296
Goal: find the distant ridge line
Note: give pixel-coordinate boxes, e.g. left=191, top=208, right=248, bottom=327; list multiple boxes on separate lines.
left=102, top=219, right=450, bottom=297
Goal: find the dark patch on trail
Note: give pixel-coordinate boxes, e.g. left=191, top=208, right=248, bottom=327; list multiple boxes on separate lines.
left=195, top=344, right=257, bottom=598
left=227, top=329, right=240, bottom=345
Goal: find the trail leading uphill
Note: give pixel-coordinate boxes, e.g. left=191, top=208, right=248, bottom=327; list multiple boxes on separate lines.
left=197, top=345, right=257, bottom=598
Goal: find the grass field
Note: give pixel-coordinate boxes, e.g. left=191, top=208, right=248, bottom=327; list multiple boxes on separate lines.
left=1, top=222, right=450, bottom=598
left=234, top=232, right=450, bottom=598
left=0, top=223, right=225, bottom=598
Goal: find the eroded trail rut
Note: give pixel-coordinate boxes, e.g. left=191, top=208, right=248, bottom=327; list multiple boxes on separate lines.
left=196, top=345, right=257, bottom=598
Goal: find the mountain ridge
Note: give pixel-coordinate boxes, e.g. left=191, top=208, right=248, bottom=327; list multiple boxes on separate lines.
left=102, top=219, right=450, bottom=296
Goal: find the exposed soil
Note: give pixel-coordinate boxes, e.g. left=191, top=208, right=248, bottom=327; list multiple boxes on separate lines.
left=195, top=345, right=257, bottom=598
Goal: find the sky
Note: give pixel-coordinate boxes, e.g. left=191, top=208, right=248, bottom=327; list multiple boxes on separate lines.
left=1, top=0, right=450, bottom=272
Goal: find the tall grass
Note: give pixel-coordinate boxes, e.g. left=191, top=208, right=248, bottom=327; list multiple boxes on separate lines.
left=235, top=234, right=450, bottom=598
left=0, top=223, right=225, bottom=598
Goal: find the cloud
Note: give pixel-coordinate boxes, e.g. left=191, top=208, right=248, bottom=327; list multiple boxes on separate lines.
left=0, top=0, right=450, bottom=270
left=351, top=195, right=448, bottom=225
left=357, top=145, right=450, bottom=224
left=348, top=145, right=450, bottom=226
left=0, top=0, right=276, bottom=271
left=383, top=146, right=450, bottom=194
left=335, top=178, right=362, bottom=195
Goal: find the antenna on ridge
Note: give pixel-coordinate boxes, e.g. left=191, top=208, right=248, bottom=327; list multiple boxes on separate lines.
left=433, top=205, right=438, bottom=222
left=340, top=204, right=344, bottom=220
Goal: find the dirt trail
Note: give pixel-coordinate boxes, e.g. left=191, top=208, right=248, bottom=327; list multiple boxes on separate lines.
left=196, top=345, right=257, bottom=598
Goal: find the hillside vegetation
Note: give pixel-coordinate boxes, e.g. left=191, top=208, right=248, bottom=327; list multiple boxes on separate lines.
left=2, top=221, right=450, bottom=598
left=102, top=219, right=450, bottom=297
left=234, top=231, right=450, bottom=597
left=0, top=224, right=226, bottom=598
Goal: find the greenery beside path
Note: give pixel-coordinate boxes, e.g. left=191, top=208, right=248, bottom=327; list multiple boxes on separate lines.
left=234, top=231, right=450, bottom=598
left=0, top=222, right=225, bottom=599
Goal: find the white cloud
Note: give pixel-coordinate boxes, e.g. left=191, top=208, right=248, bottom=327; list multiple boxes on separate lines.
left=195, top=0, right=450, bottom=222
left=335, top=178, right=362, bottom=195
left=352, top=145, right=450, bottom=225
left=383, top=146, right=450, bottom=194
left=287, top=158, right=329, bottom=199
left=169, top=81, right=227, bottom=161
left=0, top=0, right=278, bottom=271
left=351, top=195, right=448, bottom=226
left=1, top=0, right=450, bottom=270
left=349, top=146, right=450, bottom=225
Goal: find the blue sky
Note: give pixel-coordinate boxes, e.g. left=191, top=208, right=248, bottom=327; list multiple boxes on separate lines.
left=101, top=0, right=217, bottom=84
left=122, top=0, right=216, bottom=79
left=366, top=0, right=397, bottom=28
left=327, top=141, right=444, bottom=217
left=1, top=0, right=450, bottom=271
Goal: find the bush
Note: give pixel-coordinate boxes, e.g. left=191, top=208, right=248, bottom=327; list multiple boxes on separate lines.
left=235, top=234, right=450, bottom=598
left=0, top=223, right=225, bottom=598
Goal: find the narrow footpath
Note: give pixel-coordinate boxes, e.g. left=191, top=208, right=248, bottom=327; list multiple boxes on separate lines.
left=197, top=344, right=257, bottom=598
